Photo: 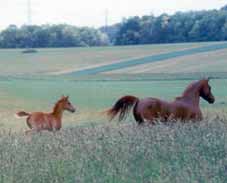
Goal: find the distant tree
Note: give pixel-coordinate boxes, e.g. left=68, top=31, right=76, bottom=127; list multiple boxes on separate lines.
left=115, top=17, right=141, bottom=45
left=100, top=23, right=120, bottom=44
left=0, top=25, right=18, bottom=48
left=221, top=5, right=227, bottom=11
left=139, top=15, right=155, bottom=44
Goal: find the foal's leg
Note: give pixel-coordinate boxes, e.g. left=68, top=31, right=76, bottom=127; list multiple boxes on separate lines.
left=25, top=128, right=41, bottom=135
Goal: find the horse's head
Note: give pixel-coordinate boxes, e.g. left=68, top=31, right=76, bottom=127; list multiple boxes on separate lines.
left=59, top=96, right=76, bottom=113
left=199, top=78, right=215, bottom=104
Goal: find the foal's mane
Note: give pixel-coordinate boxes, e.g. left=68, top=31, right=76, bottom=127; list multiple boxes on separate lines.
left=52, top=97, right=66, bottom=113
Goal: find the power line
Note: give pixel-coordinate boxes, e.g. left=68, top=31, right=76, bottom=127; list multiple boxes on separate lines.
left=22, top=0, right=38, bottom=53
left=27, top=0, right=32, bottom=25
left=105, top=9, right=108, bottom=33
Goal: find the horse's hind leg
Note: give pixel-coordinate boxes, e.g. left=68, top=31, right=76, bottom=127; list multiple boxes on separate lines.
left=133, top=102, right=144, bottom=124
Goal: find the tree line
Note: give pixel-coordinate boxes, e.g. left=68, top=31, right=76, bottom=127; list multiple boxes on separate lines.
left=0, top=24, right=109, bottom=48
left=109, top=5, right=227, bottom=45
left=1, top=5, right=227, bottom=48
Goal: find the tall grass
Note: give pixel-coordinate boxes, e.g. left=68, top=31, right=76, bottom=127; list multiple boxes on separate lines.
left=0, top=117, right=227, bottom=183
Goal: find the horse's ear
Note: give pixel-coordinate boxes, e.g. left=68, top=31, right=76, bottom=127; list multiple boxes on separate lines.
left=66, top=96, right=69, bottom=99
left=207, top=77, right=213, bottom=82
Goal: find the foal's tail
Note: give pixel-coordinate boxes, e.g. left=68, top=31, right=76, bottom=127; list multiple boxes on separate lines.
left=106, top=95, right=139, bottom=121
left=15, top=111, right=30, bottom=118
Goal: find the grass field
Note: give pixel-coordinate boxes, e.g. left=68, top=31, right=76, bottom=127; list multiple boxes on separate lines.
left=1, top=42, right=227, bottom=182
left=107, top=49, right=227, bottom=74
left=0, top=42, right=220, bottom=76
left=1, top=121, right=227, bottom=183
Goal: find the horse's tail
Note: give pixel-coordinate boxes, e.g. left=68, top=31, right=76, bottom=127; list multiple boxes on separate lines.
left=15, top=111, right=30, bottom=118
left=106, top=95, right=139, bottom=121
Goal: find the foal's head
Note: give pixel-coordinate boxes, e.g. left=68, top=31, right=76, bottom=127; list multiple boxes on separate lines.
left=56, top=96, right=76, bottom=113
left=199, top=79, right=215, bottom=104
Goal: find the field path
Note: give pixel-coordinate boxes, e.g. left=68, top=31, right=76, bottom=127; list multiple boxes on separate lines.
left=63, top=42, right=227, bottom=76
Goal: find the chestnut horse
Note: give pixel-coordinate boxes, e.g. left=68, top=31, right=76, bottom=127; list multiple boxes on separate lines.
left=106, top=79, right=215, bottom=124
left=16, top=96, right=76, bottom=133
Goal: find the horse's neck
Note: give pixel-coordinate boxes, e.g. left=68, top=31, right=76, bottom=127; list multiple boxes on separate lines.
left=177, top=84, right=201, bottom=106
left=52, top=103, right=64, bottom=120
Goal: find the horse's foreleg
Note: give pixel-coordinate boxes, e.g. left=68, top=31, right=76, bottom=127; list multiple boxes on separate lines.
left=189, top=111, right=203, bottom=122
left=195, top=113, right=203, bottom=121
left=198, top=110, right=203, bottom=121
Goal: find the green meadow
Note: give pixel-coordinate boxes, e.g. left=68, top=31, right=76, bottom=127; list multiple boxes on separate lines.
left=1, top=42, right=227, bottom=182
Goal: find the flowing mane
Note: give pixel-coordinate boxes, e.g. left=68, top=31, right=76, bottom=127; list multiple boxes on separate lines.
left=175, top=80, right=201, bottom=100
left=182, top=81, right=200, bottom=96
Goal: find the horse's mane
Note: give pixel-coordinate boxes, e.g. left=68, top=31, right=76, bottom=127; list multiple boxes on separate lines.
left=175, top=80, right=201, bottom=100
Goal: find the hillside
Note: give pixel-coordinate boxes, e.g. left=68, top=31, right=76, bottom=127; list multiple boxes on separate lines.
left=0, top=42, right=222, bottom=76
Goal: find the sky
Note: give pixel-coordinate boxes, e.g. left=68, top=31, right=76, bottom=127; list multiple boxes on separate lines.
left=0, top=0, right=227, bottom=30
